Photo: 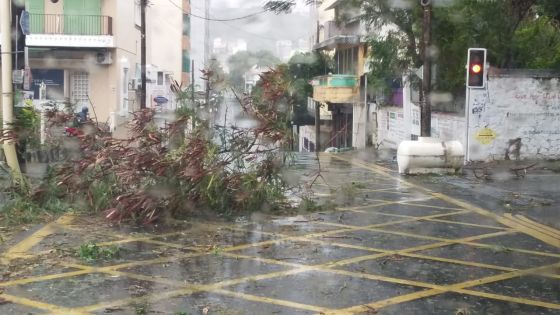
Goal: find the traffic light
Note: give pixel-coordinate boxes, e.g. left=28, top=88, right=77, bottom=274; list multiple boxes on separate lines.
left=467, top=48, right=487, bottom=88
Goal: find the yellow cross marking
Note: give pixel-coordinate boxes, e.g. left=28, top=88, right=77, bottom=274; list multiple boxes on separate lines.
left=3, top=153, right=560, bottom=315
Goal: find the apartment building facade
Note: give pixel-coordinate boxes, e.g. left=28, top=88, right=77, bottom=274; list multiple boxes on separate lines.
left=1, top=0, right=188, bottom=130
left=301, top=0, right=370, bottom=151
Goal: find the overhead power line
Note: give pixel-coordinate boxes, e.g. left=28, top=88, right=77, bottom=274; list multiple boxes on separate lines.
left=167, top=0, right=267, bottom=21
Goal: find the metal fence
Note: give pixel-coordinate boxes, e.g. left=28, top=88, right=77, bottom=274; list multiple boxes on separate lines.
left=29, top=14, right=113, bottom=36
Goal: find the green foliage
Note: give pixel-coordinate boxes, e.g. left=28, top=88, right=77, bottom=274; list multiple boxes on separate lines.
left=360, top=0, right=560, bottom=107
left=250, top=52, right=332, bottom=126
left=0, top=179, right=71, bottom=225
left=288, top=52, right=332, bottom=125
left=77, top=242, right=121, bottom=262
left=513, top=16, right=560, bottom=69
left=14, top=103, right=41, bottom=150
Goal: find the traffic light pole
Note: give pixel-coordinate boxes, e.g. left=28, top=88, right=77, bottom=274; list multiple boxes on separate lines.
left=420, top=0, right=432, bottom=137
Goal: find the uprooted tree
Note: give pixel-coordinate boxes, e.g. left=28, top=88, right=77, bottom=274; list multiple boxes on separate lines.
left=25, top=69, right=297, bottom=224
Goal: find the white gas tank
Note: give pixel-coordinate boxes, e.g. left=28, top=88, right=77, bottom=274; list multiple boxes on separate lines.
left=397, top=137, right=464, bottom=174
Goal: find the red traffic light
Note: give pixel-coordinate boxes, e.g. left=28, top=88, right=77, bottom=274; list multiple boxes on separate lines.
left=471, top=64, right=482, bottom=74
left=467, top=48, right=487, bottom=88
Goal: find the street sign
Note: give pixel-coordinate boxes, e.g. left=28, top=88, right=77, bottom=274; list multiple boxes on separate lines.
left=414, top=66, right=423, bottom=79
left=153, top=96, right=169, bottom=104
left=20, top=11, right=30, bottom=36
left=12, top=70, right=24, bottom=84
left=475, top=127, right=496, bottom=144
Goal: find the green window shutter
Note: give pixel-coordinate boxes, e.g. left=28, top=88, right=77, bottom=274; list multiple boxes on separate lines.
left=182, top=50, right=191, bottom=73
left=183, top=14, right=190, bottom=36
left=64, top=0, right=101, bottom=35
left=27, top=0, right=44, bottom=33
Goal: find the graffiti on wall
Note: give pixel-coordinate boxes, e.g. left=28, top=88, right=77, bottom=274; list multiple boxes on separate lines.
left=468, top=76, right=560, bottom=160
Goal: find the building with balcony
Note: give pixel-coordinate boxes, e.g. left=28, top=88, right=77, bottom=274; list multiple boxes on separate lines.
left=299, top=0, right=371, bottom=151
left=14, top=0, right=186, bottom=131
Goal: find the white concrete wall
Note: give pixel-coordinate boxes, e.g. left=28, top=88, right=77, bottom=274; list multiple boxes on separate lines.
left=467, top=72, right=560, bottom=161
left=376, top=106, right=465, bottom=150
left=377, top=107, right=406, bottom=149
left=352, top=103, right=367, bottom=149
left=299, top=125, right=331, bottom=152
left=375, top=74, right=465, bottom=150
left=431, top=112, right=466, bottom=143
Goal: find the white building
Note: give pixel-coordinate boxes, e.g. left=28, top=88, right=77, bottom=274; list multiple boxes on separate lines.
left=0, top=0, right=186, bottom=132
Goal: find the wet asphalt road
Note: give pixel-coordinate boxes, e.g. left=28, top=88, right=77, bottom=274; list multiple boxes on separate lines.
left=1, top=152, right=559, bottom=315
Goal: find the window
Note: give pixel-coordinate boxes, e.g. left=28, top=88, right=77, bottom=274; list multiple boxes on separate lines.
left=182, top=51, right=191, bottom=73
left=122, top=68, right=129, bottom=114
left=71, top=72, right=90, bottom=109
left=157, top=72, right=164, bottom=86
left=183, top=14, right=191, bottom=35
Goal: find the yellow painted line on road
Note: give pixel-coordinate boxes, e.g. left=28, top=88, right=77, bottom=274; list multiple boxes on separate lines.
left=0, top=269, right=93, bottom=287
left=323, top=208, right=507, bottom=231
left=456, top=289, right=560, bottom=310
left=499, top=214, right=560, bottom=248
left=425, top=218, right=508, bottom=230
left=310, top=210, right=474, bottom=238
left=75, top=287, right=197, bottom=313
left=402, top=252, right=516, bottom=272
left=504, top=214, right=560, bottom=241
left=0, top=293, right=91, bottom=315
left=236, top=229, right=520, bottom=273
left=319, top=260, right=560, bottom=315
left=330, top=154, right=560, bottom=250
left=213, top=288, right=335, bottom=313
left=513, top=215, right=560, bottom=239
left=6, top=153, right=559, bottom=315
left=361, top=188, right=412, bottom=195
left=398, top=201, right=464, bottom=211
left=325, top=288, right=443, bottom=315
left=1, top=214, right=75, bottom=263
left=225, top=218, right=524, bottom=273
left=221, top=252, right=305, bottom=268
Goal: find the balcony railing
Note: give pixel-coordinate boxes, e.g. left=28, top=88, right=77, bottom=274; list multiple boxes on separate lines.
left=312, top=74, right=359, bottom=103
left=314, top=74, right=359, bottom=88
left=323, top=20, right=364, bottom=40
left=29, top=14, right=113, bottom=36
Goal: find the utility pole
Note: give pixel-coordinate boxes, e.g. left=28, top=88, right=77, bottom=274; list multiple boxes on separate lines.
left=1, top=0, right=23, bottom=182
left=314, top=0, right=321, bottom=152
left=204, top=0, right=210, bottom=67
left=140, top=0, right=147, bottom=109
left=420, top=0, right=432, bottom=137
left=204, top=0, right=211, bottom=107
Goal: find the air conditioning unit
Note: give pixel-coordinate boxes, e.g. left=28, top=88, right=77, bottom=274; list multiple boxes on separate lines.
left=96, top=51, right=113, bottom=65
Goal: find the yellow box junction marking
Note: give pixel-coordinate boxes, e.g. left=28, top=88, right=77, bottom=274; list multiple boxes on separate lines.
left=3, top=153, right=560, bottom=314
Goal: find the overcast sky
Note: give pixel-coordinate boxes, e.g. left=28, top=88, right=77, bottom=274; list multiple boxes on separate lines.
left=189, top=0, right=312, bottom=86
